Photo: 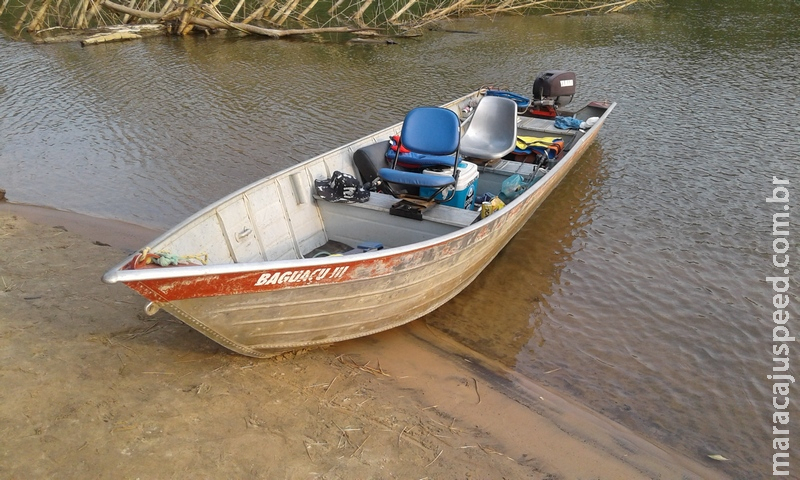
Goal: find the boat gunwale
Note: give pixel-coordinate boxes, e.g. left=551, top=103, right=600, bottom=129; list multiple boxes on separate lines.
left=102, top=96, right=616, bottom=286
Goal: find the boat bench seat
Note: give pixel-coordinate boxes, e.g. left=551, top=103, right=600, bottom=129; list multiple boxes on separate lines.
left=516, top=116, right=574, bottom=135
left=315, top=191, right=480, bottom=251
left=353, top=192, right=479, bottom=228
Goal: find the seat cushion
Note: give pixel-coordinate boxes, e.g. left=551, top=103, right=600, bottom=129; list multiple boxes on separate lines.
left=378, top=168, right=455, bottom=188
left=386, top=150, right=459, bottom=168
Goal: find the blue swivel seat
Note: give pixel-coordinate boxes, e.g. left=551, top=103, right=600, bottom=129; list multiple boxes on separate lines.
left=378, top=107, right=461, bottom=219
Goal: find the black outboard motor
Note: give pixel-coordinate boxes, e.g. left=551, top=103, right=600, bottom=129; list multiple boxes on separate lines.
left=528, top=70, right=576, bottom=118
left=533, top=70, right=576, bottom=106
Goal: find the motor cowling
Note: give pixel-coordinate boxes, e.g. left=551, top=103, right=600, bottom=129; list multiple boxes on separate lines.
left=532, top=70, right=576, bottom=107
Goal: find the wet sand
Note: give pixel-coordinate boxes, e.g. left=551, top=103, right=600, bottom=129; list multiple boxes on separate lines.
left=0, top=202, right=725, bottom=479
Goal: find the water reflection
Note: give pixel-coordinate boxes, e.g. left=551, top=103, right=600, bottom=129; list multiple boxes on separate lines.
left=426, top=143, right=606, bottom=368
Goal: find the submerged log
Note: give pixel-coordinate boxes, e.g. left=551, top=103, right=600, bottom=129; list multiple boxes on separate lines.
left=32, top=24, right=166, bottom=43
left=346, top=36, right=397, bottom=45
left=81, top=30, right=142, bottom=45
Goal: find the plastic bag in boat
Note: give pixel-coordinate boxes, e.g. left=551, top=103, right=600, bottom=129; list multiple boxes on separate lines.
left=315, top=171, right=370, bottom=203
left=499, top=174, right=527, bottom=202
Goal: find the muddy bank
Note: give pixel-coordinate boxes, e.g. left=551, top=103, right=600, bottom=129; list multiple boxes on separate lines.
left=0, top=204, right=724, bottom=479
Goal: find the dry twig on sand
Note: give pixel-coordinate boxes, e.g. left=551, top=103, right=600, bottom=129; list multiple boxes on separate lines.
left=337, top=354, right=391, bottom=377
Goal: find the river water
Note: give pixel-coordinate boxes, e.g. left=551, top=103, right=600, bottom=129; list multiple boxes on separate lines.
left=1, top=1, right=798, bottom=477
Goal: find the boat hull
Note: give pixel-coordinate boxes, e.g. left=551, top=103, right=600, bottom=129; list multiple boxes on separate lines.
left=106, top=93, right=614, bottom=357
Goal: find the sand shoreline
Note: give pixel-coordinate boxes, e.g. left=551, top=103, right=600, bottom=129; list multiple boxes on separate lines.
left=0, top=201, right=725, bottom=479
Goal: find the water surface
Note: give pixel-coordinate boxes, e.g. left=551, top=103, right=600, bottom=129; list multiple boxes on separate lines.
left=2, top=2, right=798, bottom=477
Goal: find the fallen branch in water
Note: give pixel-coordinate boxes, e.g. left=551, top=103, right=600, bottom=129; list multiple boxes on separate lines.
left=81, top=30, right=141, bottom=45
left=32, top=24, right=166, bottom=43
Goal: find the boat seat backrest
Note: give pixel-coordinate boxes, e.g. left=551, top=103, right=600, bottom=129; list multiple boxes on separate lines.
left=398, top=107, right=460, bottom=155
left=460, top=96, right=518, bottom=161
left=353, top=141, right=389, bottom=185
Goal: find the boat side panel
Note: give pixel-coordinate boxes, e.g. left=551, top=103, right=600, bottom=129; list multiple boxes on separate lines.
left=308, top=150, right=358, bottom=182
left=270, top=147, right=375, bottom=258
left=274, top=176, right=327, bottom=257
left=159, top=214, right=235, bottom=264
left=216, top=197, right=263, bottom=263
left=247, top=182, right=298, bottom=261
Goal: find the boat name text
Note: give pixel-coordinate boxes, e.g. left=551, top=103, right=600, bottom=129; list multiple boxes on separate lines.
left=254, top=266, right=349, bottom=286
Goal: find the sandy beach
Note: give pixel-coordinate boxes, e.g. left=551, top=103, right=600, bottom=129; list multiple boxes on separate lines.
left=0, top=202, right=726, bottom=479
